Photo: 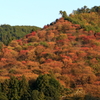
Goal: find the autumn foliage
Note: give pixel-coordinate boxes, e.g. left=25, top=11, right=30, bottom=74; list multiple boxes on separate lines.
left=0, top=10, right=100, bottom=99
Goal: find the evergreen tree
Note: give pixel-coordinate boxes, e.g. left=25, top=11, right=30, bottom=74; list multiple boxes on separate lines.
left=2, top=79, right=9, bottom=96
left=34, top=74, right=61, bottom=100
left=19, top=75, right=31, bottom=100
left=60, top=10, right=67, bottom=19
left=0, top=42, right=3, bottom=51
left=31, top=90, right=45, bottom=100
left=7, top=76, right=20, bottom=100
left=0, top=92, right=8, bottom=100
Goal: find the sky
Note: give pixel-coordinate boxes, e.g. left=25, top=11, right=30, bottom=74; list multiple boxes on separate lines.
left=0, top=0, right=100, bottom=28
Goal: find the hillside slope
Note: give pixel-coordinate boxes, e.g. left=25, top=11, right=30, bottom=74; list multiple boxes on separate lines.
left=0, top=17, right=100, bottom=98
left=0, top=25, right=41, bottom=45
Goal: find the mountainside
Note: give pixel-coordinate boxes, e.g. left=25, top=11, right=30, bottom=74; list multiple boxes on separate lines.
left=65, top=12, right=100, bottom=32
left=0, top=25, right=41, bottom=45
left=0, top=10, right=100, bottom=99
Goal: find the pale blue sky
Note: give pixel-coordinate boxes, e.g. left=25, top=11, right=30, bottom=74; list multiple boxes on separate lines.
left=0, top=0, right=100, bottom=28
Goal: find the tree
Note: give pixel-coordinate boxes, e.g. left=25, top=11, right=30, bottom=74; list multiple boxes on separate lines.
left=2, top=80, right=9, bottom=96
left=0, top=42, right=3, bottom=51
left=7, top=76, right=20, bottom=100
left=19, top=75, right=31, bottom=100
left=0, top=92, right=8, bottom=100
left=34, top=74, right=62, bottom=100
left=60, top=11, right=67, bottom=19
left=31, top=90, right=45, bottom=100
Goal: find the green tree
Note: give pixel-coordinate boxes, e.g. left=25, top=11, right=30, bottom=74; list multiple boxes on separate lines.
left=0, top=92, right=8, bottom=100
left=31, top=90, right=45, bottom=100
left=0, top=42, right=3, bottom=51
left=19, top=75, right=31, bottom=100
left=2, top=80, right=9, bottom=96
left=34, top=74, right=61, bottom=100
left=7, top=76, right=20, bottom=100
left=60, top=10, right=67, bottom=19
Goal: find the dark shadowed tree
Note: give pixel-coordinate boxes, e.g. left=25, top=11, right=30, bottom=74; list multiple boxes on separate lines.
left=19, top=75, right=31, bottom=100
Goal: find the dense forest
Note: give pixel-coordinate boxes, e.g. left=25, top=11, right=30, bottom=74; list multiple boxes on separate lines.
left=0, top=74, right=63, bottom=100
left=0, top=25, right=41, bottom=45
left=60, top=6, right=100, bottom=32
left=0, top=6, right=100, bottom=100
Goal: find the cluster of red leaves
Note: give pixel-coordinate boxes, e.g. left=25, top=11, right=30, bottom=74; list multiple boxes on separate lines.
left=26, top=31, right=36, bottom=38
